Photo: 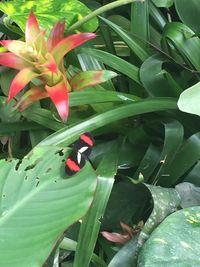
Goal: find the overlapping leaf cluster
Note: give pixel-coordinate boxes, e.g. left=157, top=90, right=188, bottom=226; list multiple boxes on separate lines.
left=0, top=0, right=200, bottom=267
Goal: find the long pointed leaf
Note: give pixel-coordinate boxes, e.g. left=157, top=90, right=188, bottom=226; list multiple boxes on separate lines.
left=70, top=70, right=117, bottom=91
left=99, top=16, right=150, bottom=61
left=0, top=53, right=31, bottom=70
left=37, top=98, right=177, bottom=147
left=81, top=48, right=140, bottom=84
left=45, top=78, right=70, bottom=122
left=17, top=86, right=48, bottom=111
left=48, top=20, right=65, bottom=51
left=74, top=140, right=121, bottom=267
left=52, top=33, right=96, bottom=65
left=8, top=68, right=40, bottom=101
left=25, top=12, right=41, bottom=46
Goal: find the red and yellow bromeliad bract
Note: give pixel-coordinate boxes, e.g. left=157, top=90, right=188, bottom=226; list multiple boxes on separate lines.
left=0, top=12, right=116, bottom=121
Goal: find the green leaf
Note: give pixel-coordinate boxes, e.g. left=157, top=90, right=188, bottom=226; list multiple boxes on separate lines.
left=37, top=98, right=177, bottom=147
left=77, top=52, right=116, bottom=91
left=22, top=90, right=140, bottom=131
left=70, top=70, right=117, bottom=91
left=0, top=146, right=96, bottom=266
left=183, top=161, right=200, bottom=186
left=69, top=89, right=140, bottom=106
left=162, top=22, right=200, bottom=70
left=155, top=120, right=184, bottom=184
left=133, top=144, right=162, bottom=182
left=0, top=0, right=98, bottom=33
left=74, top=140, right=120, bottom=267
left=140, top=184, right=181, bottom=240
left=60, top=238, right=106, bottom=267
left=108, top=184, right=180, bottom=267
left=175, top=0, right=200, bottom=33
left=178, top=81, right=200, bottom=116
left=152, top=0, right=173, bottom=8
left=81, top=48, right=141, bottom=84
left=99, top=16, right=150, bottom=62
left=131, top=0, right=149, bottom=42
left=175, top=182, right=200, bottom=208
left=23, top=107, right=65, bottom=131
left=0, top=122, right=43, bottom=136
left=149, top=1, right=167, bottom=31
left=102, top=183, right=149, bottom=230
left=159, top=132, right=200, bottom=187
left=108, top=234, right=139, bottom=267
left=0, top=96, right=20, bottom=122
left=138, top=206, right=200, bottom=266
left=140, top=54, right=182, bottom=97
left=0, top=69, right=16, bottom=96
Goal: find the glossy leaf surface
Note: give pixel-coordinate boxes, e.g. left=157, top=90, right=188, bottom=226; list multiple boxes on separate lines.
left=138, top=206, right=200, bottom=266
left=0, top=0, right=98, bottom=33
left=175, top=0, right=200, bottom=33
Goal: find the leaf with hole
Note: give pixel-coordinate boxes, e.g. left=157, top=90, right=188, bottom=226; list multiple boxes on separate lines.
left=0, top=146, right=97, bottom=266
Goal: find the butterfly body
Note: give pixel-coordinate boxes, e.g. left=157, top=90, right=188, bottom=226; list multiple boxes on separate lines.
left=65, top=132, right=94, bottom=176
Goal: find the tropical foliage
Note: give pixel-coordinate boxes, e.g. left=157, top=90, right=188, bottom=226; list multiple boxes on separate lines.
left=0, top=0, right=200, bottom=266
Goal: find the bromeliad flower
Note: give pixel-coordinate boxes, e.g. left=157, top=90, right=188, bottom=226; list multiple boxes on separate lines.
left=0, top=12, right=117, bottom=121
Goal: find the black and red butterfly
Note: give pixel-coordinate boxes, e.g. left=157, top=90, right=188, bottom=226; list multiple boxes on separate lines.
left=65, top=132, right=94, bottom=176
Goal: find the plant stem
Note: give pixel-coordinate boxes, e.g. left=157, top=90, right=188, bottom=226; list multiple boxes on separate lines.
left=67, top=0, right=145, bottom=33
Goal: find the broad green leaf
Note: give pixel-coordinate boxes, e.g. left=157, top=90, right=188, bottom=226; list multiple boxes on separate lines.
left=162, top=22, right=200, bottom=70
left=175, top=182, right=200, bottom=208
left=81, top=48, right=141, bottom=84
left=159, top=132, right=200, bottom=187
left=74, top=140, right=121, bottom=267
left=138, top=206, right=200, bottom=266
left=0, top=146, right=97, bottom=266
left=178, top=81, right=200, bottom=116
left=175, top=0, right=200, bottom=33
left=66, top=0, right=143, bottom=33
left=139, top=184, right=181, bottom=240
left=152, top=0, right=173, bottom=8
left=0, top=0, right=98, bottom=33
left=140, top=54, right=182, bottom=97
left=37, top=98, right=177, bottom=146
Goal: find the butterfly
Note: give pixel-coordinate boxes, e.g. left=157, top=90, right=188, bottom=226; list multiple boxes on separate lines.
left=65, top=132, right=94, bottom=176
